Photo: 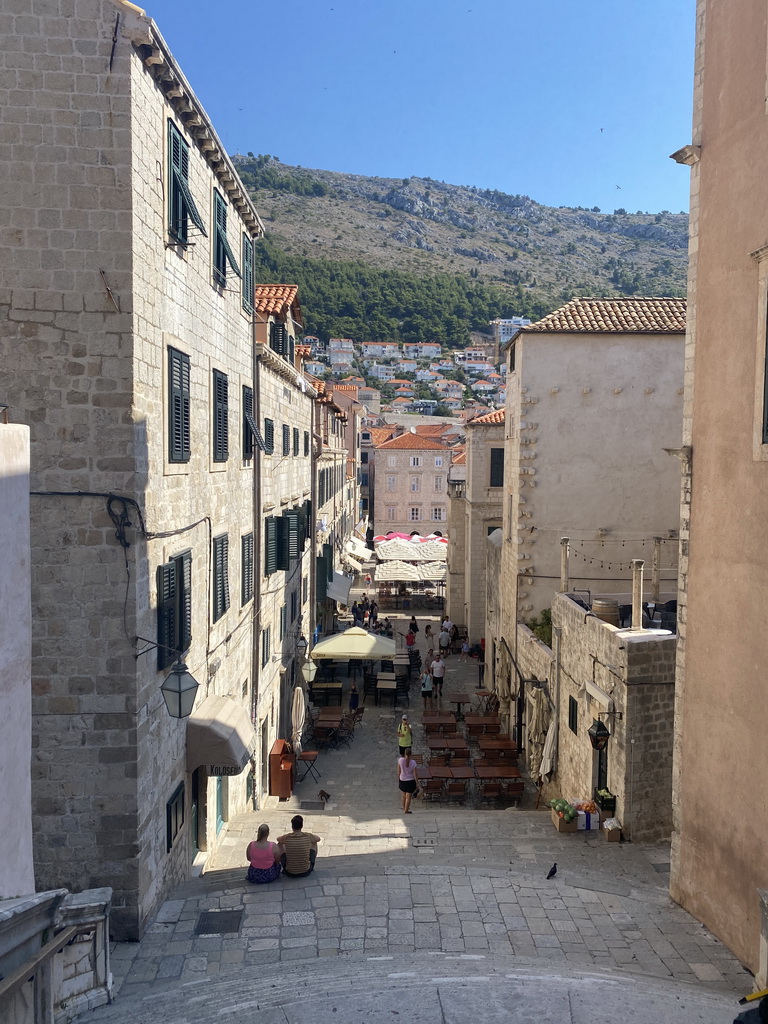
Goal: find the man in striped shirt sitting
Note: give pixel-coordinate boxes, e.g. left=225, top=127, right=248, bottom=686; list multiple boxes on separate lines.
left=276, top=815, right=321, bottom=877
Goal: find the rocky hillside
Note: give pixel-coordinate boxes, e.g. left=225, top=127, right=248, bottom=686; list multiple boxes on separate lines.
left=235, top=155, right=688, bottom=301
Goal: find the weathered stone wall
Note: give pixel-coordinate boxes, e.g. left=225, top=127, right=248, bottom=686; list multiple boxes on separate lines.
left=446, top=486, right=466, bottom=624
left=462, top=420, right=503, bottom=640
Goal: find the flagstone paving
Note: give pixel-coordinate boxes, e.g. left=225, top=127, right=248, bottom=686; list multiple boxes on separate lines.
left=72, top=614, right=751, bottom=1023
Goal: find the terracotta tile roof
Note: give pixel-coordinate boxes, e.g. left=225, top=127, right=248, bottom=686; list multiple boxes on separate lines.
left=366, top=427, right=396, bottom=445
left=253, top=284, right=303, bottom=325
left=522, top=297, right=686, bottom=335
left=468, top=409, right=505, bottom=426
left=332, top=384, right=359, bottom=393
left=415, top=424, right=451, bottom=435
left=376, top=433, right=450, bottom=451
left=452, top=448, right=466, bottom=465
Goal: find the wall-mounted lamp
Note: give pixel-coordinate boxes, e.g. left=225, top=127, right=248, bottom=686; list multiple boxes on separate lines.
left=296, top=635, right=308, bottom=659
left=587, top=710, right=624, bottom=750
left=160, top=660, right=201, bottom=719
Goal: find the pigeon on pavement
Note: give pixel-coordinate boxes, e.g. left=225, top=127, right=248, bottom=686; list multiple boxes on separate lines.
left=546, top=863, right=557, bottom=879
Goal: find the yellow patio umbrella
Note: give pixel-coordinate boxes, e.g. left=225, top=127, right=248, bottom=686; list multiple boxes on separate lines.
left=309, top=626, right=396, bottom=661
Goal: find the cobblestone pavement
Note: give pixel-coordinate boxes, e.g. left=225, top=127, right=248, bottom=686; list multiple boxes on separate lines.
left=77, top=615, right=749, bottom=1022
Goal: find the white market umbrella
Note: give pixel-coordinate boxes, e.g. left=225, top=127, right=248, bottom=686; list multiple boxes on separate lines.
left=291, top=685, right=306, bottom=757
left=374, top=560, right=422, bottom=581
left=309, top=626, right=396, bottom=661
left=538, top=718, right=558, bottom=782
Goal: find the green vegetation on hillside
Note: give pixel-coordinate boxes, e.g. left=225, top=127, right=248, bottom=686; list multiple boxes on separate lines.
left=239, top=154, right=329, bottom=197
left=252, top=237, right=553, bottom=345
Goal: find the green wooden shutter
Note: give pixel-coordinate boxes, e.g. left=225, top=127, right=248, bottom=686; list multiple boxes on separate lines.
left=242, top=385, right=254, bottom=459
left=303, top=430, right=310, bottom=456
left=282, top=424, right=290, bottom=456
left=168, top=120, right=206, bottom=239
left=288, top=335, right=295, bottom=365
left=292, top=427, right=299, bottom=456
left=265, top=516, right=277, bottom=576
left=316, top=554, right=327, bottom=601
left=168, top=347, right=190, bottom=463
left=276, top=516, right=289, bottom=570
left=157, top=561, right=177, bottom=670
left=287, top=510, right=300, bottom=562
left=213, top=534, right=230, bottom=621
left=264, top=418, right=274, bottom=454
left=241, top=234, right=254, bottom=313
left=241, top=533, right=254, bottom=605
left=213, top=369, right=229, bottom=462
left=490, top=447, right=504, bottom=487
left=270, top=322, right=286, bottom=355
left=323, top=542, right=333, bottom=582
left=180, top=551, right=192, bottom=652
left=213, top=191, right=227, bottom=286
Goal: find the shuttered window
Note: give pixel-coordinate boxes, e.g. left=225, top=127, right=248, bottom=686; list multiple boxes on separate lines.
left=212, top=369, right=229, bottom=462
left=212, top=534, right=230, bottom=622
left=168, top=347, right=191, bottom=463
left=156, top=550, right=192, bottom=670
left=264, top=516, right=278, bottom=576
left=212, top=190, right=241, bottom=287
left=270, top=321, right=286, bottom=355
left=303, top=430, right=310, bottom=456
left=290, top=589, right=298, bottom=622
left=279, top=604, right=286, bottom=641
left=241, top=532, right=254, bottom=605
left=286, top=510, right=300, bottom=562
left=316, top=553, right=327, bottom=601
left=168, top=120, right=207, bottom=244
left=241, top=234, right=254, bottom=314
left=166, top=782, right=185, bottom=852
left=490, top=448, right=504, bottom=487
left=242, top=385, right=254, bottom=460
left=276, top=515, right=289, bottom=571
left=282, top=424, right=290, bottom=456
left=264, top=418, right=274, bottom=454
left=261, top=626, right=271, bottom=667
left=323, top=542, right=333, bottom=583
left=293, top=427, right=300, bottom=457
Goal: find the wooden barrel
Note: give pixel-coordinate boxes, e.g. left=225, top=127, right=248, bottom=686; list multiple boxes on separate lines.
left=591, top=599, right=620, bottom=626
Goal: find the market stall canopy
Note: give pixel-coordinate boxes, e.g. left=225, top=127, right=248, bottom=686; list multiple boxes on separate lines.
left=186, top=695, right=257, bottom=774
left=419, top=562, right=447, bottom=581
left=342, top=553, right=364, bottom=573
left=326, top=571, right=354, bottom=604
left=345, top=537, right=370, bottom=562
left=310, top=626, right=396, bottom=661
left=376, top=539, right=431, bottom=561
left=375, top=560, right=422, bottom=581
left=416, top=540, right=448, bottom=561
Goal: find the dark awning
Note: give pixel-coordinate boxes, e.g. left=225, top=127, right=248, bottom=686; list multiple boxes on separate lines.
left=186, top=695, right=256, bottom=776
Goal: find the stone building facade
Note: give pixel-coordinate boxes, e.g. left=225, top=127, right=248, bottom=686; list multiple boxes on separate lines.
left=446, top=410, right=503, bottom=640
left=669, top=0, right=768, bottom=979
left=0, top=0, right=274, bottom=937
left=497, top=298, right=686, bottom=644
left=251, top=286, right=316, bottom=797
left=373, top=432, right=450, bottom=536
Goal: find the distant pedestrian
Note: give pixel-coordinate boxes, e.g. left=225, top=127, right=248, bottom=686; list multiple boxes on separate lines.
left=459, top=639, right=470, bottom=662
left=397, top=715, right=412, bottom=755
left=397, top=748, right=418, bottom=814
left=406, top=629, right=416, bottom=648
left=408, top=615, right=419, bottom=634
left=369, top=600, right=379, bottom=627
left=349, top=682, right=359, bottom=711
left=431, top=654, right=446, bottom=699
left=439, top=628, right=450, bottom=655
left=424, top=623, right=434, bottom=643
left=420, top=668, right=433, bottom=709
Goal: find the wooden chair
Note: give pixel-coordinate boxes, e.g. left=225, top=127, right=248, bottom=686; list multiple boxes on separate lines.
left=480, top=782, right=502, bottom=804
left=451, top=757, right=471, bottom=767
left=484, top=723, right=501, bottom=736
left=446, top=781, right=467, bottom=803
left=422, top=780, right=444, bottom=802
left=428, top=755, right=447, bottom=766
left=505, top=780, right=525, bottom=805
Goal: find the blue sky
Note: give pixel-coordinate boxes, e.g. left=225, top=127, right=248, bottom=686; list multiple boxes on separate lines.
left=145, top=0, right=696, bottom=214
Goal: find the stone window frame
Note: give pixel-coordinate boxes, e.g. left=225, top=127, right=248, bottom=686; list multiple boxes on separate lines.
left=386, top=475, right=397, bottom=492
left=409, top=507, right=422, bottom=522
left=386, top=506, right=397, bottom=521
left=434, top=475, right=443, bottom=492
left=166, top=782, right=185, bottom=853
left=568, top=695, right=578, bottom=734
left=410, top=476, right=421, bottom=493
left=212, top=533, right=230, bottom=622
left=431, top=507, right=446, bottom=522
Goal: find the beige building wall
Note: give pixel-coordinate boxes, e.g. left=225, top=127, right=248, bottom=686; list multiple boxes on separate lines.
left=670, top=0, right=768, bottom=976
left=0, top=0, right=266, bottom=937
left=504, top=329, right=684, bottom=622
left=0, top=425, right=35, bottom=897
left=373, top=443, right=449, bottom=536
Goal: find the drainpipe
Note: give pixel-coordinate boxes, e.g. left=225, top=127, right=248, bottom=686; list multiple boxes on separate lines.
left=631, top=559, right=644, bottom=630
left=651, top=537, right=661, bottom=602
left=560, top=536, right=570, bottom=592
left=552, top=625, right=562, bottom=753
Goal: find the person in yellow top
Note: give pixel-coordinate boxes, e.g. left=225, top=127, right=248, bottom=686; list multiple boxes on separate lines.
left=397, top=715, right=413, bottom=755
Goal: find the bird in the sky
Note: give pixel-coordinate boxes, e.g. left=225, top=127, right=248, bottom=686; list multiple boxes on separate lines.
left=546, top=863, right=557, bottom=879
left=616, top=185, right=622, bottom=190
left=600, top=128, right=604, bottom=132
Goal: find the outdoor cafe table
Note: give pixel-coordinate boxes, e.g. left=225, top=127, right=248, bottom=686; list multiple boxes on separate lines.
left=448, top=692, right=473, bottom=719
left=422, top=713, right=456, bottom=731
left=427, top=736, right=469, bottom=754
left=477, top=737, right=518, bottom=759
left=376, top=680, right=397, bottom=707
left=316, top=708, right=344, bottom=726
left=474, top=765, right=521, bottom=780
left=464, top=714, right=501, bottom=733
left=310, top=682, right=343, bottom=706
